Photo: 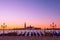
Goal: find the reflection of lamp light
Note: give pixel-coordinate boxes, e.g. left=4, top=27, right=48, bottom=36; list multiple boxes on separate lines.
left=1, top=23, right=7, bottom=36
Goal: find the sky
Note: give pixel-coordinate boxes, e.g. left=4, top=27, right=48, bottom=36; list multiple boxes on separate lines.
left=0, top=0, right=60, bottom=29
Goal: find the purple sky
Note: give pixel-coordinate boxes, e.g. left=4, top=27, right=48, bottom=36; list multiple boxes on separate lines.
left=0, top=0, right=60, bottom=28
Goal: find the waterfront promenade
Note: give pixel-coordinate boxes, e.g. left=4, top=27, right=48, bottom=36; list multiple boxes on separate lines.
left=0, top=36, right=60, bottom=40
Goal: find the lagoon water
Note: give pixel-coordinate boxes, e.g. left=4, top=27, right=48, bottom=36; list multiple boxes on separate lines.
left=0, top=30, right=60, bottom=34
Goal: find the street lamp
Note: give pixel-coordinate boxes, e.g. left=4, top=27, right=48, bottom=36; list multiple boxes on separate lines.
left=50, top=22, right=56, bottom=37
left=50, top=22, right=56, bottom=29
left=1, top=23, right=7, bottom=36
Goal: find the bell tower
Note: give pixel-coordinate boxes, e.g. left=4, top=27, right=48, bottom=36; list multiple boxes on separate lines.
left=24, top=22, right=26, bottom=28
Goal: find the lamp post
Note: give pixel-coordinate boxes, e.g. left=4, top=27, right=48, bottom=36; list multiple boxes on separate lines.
left=1, top=23, right=7, bottom=36
left=50, top=22, right=56, bottom=37
left=50, top=22, right=56, bottom=29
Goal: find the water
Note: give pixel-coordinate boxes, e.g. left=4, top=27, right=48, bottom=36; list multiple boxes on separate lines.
left=0, top=30, right=60, bottom=34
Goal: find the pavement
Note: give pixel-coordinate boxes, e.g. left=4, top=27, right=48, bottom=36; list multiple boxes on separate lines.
left=0, top=36, right=60, bottom=40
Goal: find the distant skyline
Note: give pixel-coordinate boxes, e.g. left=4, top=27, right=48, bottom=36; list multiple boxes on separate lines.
left=0, top=0, right=60, bottom=29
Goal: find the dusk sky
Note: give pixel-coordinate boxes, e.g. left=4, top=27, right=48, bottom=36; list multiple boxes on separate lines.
left=0, top=0, right=60, bottom=29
